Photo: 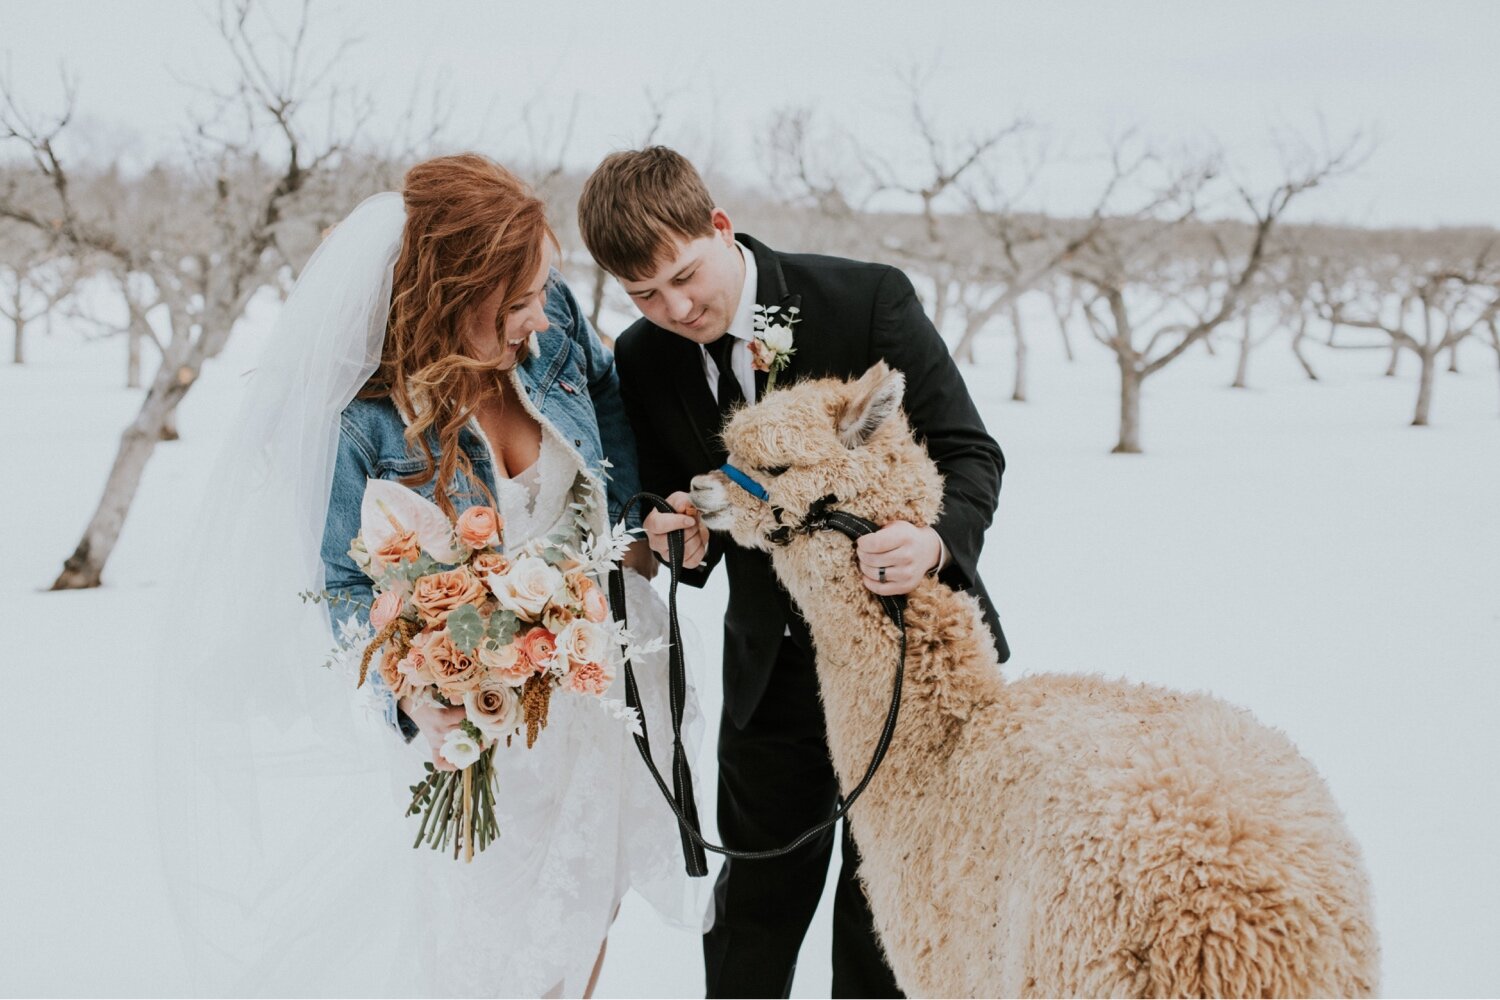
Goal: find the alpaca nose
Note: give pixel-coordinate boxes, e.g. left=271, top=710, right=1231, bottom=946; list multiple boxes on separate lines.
left=689, top=473, right=730, bottom=525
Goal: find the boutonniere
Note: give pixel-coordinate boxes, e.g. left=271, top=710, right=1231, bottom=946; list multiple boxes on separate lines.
left=750, top=303, right=799, bottom=391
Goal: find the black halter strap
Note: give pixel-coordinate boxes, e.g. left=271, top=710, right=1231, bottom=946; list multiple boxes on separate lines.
left=608, top=492, right=907, bottom=874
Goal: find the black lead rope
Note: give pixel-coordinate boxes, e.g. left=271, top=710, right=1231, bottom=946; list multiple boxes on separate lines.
left=608, top=492, right=908, bottom=876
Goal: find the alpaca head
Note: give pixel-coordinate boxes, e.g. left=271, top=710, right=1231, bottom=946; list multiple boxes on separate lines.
left=690, top=362, right=943, bottom=552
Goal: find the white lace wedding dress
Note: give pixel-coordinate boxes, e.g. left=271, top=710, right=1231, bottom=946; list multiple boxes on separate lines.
left=401, top=425, right=703, bottom=997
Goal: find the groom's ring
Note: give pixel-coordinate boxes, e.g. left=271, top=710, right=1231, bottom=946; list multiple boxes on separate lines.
left=877, top=566, right=886, bottom=583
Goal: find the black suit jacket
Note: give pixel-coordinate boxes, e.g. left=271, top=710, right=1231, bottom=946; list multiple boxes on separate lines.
left=614, top=233, right=1009, bottom=728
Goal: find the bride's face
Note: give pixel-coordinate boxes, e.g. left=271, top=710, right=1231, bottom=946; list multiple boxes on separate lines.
left=463, top=243, right=554, bottom=368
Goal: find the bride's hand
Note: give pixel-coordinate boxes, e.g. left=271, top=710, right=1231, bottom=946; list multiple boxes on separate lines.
left=399, top=697, right=468, bottom=772
left=622, top=538, right=658, bottom=579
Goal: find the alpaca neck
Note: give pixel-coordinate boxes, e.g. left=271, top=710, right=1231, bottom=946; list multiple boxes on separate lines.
left=773, top=532, right=1002, bottom=789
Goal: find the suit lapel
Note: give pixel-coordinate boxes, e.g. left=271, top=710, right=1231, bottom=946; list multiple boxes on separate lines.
left=738, top=233, right=800, bottom=402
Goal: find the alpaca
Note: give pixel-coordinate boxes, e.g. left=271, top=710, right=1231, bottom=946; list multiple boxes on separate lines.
left=689, top=362, right=1379, bottom=998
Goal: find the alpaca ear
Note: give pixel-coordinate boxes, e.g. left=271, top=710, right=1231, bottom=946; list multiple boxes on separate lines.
left=838, top=362, right=906, bottom=449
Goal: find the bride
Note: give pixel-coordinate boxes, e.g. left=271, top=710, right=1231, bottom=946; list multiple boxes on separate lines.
left=161, top=155, right=702, bottom=997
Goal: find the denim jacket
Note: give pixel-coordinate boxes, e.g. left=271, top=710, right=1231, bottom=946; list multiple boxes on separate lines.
left=319, top=273, right=642, bottom=738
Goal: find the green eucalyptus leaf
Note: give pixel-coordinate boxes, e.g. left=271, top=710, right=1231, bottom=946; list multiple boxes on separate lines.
left=446, top=604, right=485, bottom=653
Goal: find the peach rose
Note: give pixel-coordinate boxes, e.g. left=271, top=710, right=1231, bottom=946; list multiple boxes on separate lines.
left=372, top=527, right=421, bottom=568
left=567, top=573, right=610, bottom=624
left=543, top=604, right=576, bottom=634
left=519, top=626, right=558, bottom=673
left=471, top=551, right=510, bottom=578
left=463, top=684, right=522, bottom=741
left=748, top=338, right=777, bottom=373
left=417, top=629, right=483, bottom=698
left=376, top=646, right=412, bottom=700
left=369, top=591, right=403, bottom=631
left=564, top=658, right=614, bottom=697
left=478, top=640, right=534, bottom=687
left=396, top=635, right=436, bottom=688
left=411, top=568, right=488, bottom=626
left=456, top=506, right=503, bottom=550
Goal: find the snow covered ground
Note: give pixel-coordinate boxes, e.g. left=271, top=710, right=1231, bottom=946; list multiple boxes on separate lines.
left=2, top=295, right=1498, bottom=997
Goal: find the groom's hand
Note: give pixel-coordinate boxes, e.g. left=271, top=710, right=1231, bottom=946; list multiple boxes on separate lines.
left=643, top=491, right=709, bottom=569
left=399, top=696, right=467, bottom=772
left=857, top=521, right=944, bottom=596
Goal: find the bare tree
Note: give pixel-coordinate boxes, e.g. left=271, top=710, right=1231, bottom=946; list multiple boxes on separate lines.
left=1046, top=273, right=1080, bottom=362
left=0, top=0, right=367, bottom=589
left=1068, top=135, right=1360, bottom=453
left=1481, top=317, right=1500, bottom=417
left=0, top=221, right=78, bottom=364
left=1224, top=264, right=1286, bottom=390
left=1316, top=246, right=1499, bottom=425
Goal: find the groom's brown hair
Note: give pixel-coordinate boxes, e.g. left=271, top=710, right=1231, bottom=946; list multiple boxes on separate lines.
left=578, top=146, right=715, bottom=281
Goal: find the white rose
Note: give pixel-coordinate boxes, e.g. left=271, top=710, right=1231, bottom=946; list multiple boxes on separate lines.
left=556, top=619, right=614, bottom=668
left=439, top=726, right=483, bottom=768
left=486, top=554, right=564, bottom=619
left=463, top=686, right=523, bottom=742
left=759, top=323, right=794, bottom=354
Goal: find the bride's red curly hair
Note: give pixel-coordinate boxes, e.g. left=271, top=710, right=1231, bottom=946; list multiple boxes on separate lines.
left=364, top=153, right=558, bottom=517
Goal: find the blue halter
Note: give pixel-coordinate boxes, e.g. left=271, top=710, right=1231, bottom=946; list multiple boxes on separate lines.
left=719, top=463, right=771, bottom=502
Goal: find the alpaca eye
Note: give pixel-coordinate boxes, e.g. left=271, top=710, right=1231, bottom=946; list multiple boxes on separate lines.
left=764, top=465, right=790, bottom=477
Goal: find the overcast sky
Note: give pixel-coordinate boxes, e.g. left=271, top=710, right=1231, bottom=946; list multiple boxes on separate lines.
left=4, top=0, right=1498, bottom=228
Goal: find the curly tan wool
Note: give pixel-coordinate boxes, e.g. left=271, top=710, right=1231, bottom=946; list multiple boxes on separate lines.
left=696, top=363, right=1379, bottom=998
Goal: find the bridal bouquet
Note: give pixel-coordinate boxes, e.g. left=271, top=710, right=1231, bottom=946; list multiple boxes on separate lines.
left=308, top=471, right=646, bottom=861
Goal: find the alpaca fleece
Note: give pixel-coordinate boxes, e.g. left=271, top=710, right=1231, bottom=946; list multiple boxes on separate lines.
left=696, top=364, right=1379, bottom=998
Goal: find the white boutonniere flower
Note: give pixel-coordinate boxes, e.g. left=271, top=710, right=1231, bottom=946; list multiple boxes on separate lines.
left=751, top=303, right=800, bottom=391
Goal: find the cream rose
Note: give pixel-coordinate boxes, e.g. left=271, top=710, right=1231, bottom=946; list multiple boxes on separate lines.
left=555, top=619, right=614, bottom=671
left=463, top=685, right=522, bottom=741
left=759, top=323, right=794, bottom=353
left=411, top=568, right=488, bottom=626
left=487, top=554, right=564, bottom=620
left=456, top=505, right=503, bottom=550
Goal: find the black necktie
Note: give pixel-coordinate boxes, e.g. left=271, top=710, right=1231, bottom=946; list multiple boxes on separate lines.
left=708, top=334, right=744, bottom=412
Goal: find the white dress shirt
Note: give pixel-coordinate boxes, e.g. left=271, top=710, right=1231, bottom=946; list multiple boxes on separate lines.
left=701, top=242, right=758, bottom=404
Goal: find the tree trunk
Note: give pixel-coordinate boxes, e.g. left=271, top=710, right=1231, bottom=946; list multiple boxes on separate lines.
left=127, top=321, right=143, bottom=389
left=9, top=284, right=23, bottom=365
left=931, top=278, right=949, bottom=338
left=953, top=326, right=975, bottom=365
left=50, top=365, right=191, bottom=589
left=1050, top=294, right=1075, bottom=362
left=1384, top=342, right=1401, bottom=377
left=1114, top=359, right=1143, bottom=454
left=1231, top=313, right=1252, bottom=389
left=589, top=264, right=609, bottom=346
left=1010, top=301, right=1027, bottom=402
left=1290, top=316, right=1319, bottom=381
left=1411, top=349, right=1437, bottom=427
left=1446, top=340, right=1460, bottom=374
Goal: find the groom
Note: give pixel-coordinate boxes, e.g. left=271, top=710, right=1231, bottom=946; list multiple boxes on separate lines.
left=579, top=146, right=1008, bottom=998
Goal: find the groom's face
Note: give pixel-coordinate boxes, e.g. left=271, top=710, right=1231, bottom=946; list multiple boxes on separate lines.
left=619, top=209, right=744, bottom=344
